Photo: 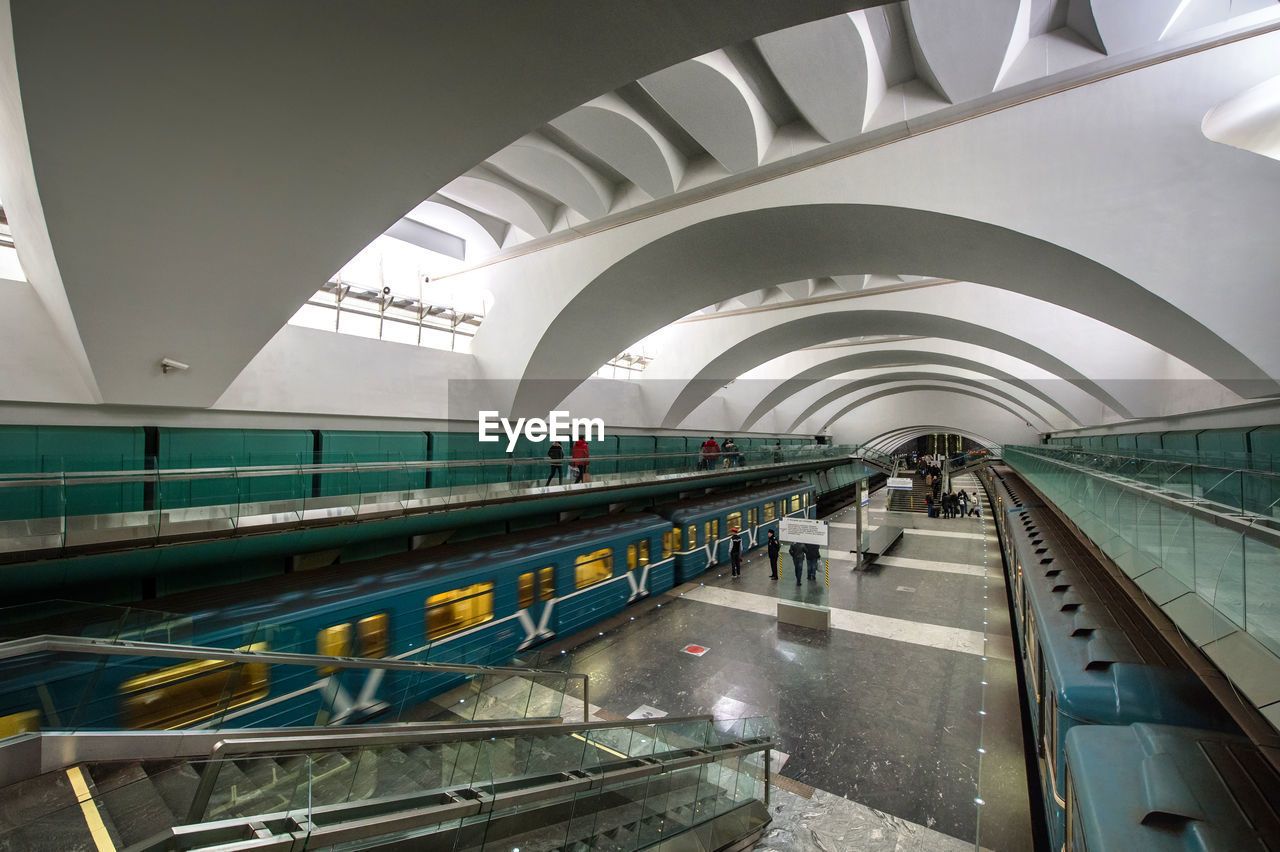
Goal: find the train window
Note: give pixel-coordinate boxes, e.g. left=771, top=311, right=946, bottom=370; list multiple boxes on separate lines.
left=518, top=572, right=535, bottom=609
left=705, top=519, right=719, bottom=542
left=778, top=500, right=786, bottom=517
left=763, top=502, right=776, bottom=522
left=119, top=643, right=270, bottom=730
left=727, top=511, right=742, bottom=532
left=0, top=710, right=38, bottom=738
left=357, top=613, right=388, bottom=659
left=627, top=543, right=637, bottom=572
left=803, top=493, right=810, bottom=508
left=317, top=623, right=351, bottom=675
left=575, top=548, right=614, bottom=588
left=539, top=566, right=556, bottom=601
left=426, top=582, right=495, bottom=640
left=1065, top=767, right=1085, bottom=852
left=790, top=495, right=801, bottom=512
left=666, top=529, right=678, bottom=554
left=747, top=508, right=758, bottom=527
left=686, top=525, right=697, bottom=548
left=639, top=540, right=650, bottom=567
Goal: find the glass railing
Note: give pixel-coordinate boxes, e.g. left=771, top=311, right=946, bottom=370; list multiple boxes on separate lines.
left=0, top=714, right=773, bottom=851
left=0, top=634, right=591, bottom=739
left=0, top=446, right=858, bottom=556
left=1002, top=444, right=1280, bottom=705
left=1044, top=442, right=1280, bottom=473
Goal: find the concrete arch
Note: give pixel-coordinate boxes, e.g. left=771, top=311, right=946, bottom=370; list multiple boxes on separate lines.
left=662, top=309, right=1133, bottom=429
left=785, top=372, right=1056, bottom=433
left=819, top=385, right=1036, bottom=432
left=861, top=425, right=1000, bottom=452
left=512, top=204, right=1276, bottom=419
left=740, top=348, right=1083, bottom=430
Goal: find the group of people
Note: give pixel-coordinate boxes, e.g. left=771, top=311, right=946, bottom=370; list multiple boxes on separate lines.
left=544, top=438, right=591, bottom=486
left=728, top=528, right=821, bottom=585
left=925, top=488, right=980, bottom=518
left=698, top=437, right=747, bottom=470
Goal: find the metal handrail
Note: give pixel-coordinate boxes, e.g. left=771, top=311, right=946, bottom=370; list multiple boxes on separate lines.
left=171, top=732, right=773, bottom=849
left=186, top=713, right=720, bottom=824
left=0, top=446, right=851, bottom=488
left=1020, top=444, right=1280, bottom=482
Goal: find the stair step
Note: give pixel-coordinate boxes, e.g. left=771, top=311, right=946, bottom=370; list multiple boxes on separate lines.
left=0, top=769, right=97, bottom=852
left=142, top=760, right=201, bottom=822
left=86, top=762, right=171, bottom=847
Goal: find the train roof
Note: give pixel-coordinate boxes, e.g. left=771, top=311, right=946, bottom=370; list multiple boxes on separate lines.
left=660, top=480, right=808, bottom=523
left=1066, top=723, right=1280, bottom=851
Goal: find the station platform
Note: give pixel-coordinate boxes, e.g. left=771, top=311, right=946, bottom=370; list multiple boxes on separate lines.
left=529, top=473, right=1033, bottom=850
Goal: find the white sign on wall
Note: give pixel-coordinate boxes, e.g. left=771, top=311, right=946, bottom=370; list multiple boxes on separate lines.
left=779, top=517, right=828, bottom=545
left=887, top=477, right=914, bottom=490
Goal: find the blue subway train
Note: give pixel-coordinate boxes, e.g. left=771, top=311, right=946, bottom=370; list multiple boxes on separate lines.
left=661, top=481, right=814, bottom=583
left=1063, top=722, right=1280, bottom=851
left=0, top=481, right=811, bottom=734
left=982, top=466, right=1247, bottom=851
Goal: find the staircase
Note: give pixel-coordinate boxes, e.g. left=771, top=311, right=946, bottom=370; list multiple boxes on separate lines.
left=887, top=473, right=932, bottom=514
left=0, top=717, right=773, bottom=851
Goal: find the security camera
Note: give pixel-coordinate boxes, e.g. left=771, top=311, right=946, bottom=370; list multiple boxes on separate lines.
left=382, top=286, right=391, bottom=295
left=160, top=358, right=190, bottom=373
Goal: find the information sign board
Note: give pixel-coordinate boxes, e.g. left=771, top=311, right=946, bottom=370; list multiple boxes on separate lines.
left=779, top=517, right=828, bottom=545
left=887, top=477, right=914, bottom=490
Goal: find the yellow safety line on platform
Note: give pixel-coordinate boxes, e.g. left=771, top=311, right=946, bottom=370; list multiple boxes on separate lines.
left=66, top=765, right=116, bottom=852
left=570, top=732, right=629, bottom=760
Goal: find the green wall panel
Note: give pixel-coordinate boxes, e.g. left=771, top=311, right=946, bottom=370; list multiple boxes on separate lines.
left=1161, top=431, right=1200, bottom=455
left=318, top=430, right=428, bottom=495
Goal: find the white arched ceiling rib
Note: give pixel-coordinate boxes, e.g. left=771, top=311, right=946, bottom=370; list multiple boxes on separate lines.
left=1084, top=0, right=1187, bottom=54
left=486, top=134, right=614, bottom=221
left=639, top=51, right=773, bottom=174
left=862, top=425, right=1000, bottom=452
left=744, top=352, right=1083, bottom=429
left=786, top=371, right=1060, bottom=432
left=550, top=94, right=685, bottom=199
left=830, top=390, right=1040, bottom=446
left=658, top=309, right=1132, bottom=429
left=439, top=172, right=556, bottom=240
left=1202, top=74, right=1280, bottom=162
left=903, top=0, right=1027, bottom=103
left=427, top=195, right=511, bottom=249
left=510, top=204, right=1277, bottom=420
left=13, top=2, right=879, bottom=406
left=818, top=384, right=1040, bottom=432
left=754, top=13, right=872, bottom=142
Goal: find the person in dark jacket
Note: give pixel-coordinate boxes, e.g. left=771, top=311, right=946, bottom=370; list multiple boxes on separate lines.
left=544, top=441, right=564, bottom=486
left=789, top=541, right=804, bottom=585
left=766, top=530, right=780, bottom=579
left=729, top=527, right=743, bottom=577
left=804, top=542, right=821, bottom=580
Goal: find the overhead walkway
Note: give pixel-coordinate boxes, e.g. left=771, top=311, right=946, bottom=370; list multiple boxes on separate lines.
left=0, top=446, right=866, bottom=566
left=1002, top=443, right=1280, bottom=764
left=0, top=636, right=774, bottom=851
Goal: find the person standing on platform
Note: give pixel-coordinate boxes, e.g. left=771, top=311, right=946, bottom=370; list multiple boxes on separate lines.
left=789, top=540, right=804, bottom=585
left=729, top=527, right=743, bottom=577
left=571, top=437, right=590, bottom=483
left=924, top=492, right=934, bottom=517
left=766, top=530, right=780, bottom=579
left=804, top=542, right=820, bottom=580
left=699, top=437, right=719, bottom=471
left=721, top=438, right=739, bottom=468
left=545, top=441, right=564, bottom=486
left=958, top=489, right=970, bottom=516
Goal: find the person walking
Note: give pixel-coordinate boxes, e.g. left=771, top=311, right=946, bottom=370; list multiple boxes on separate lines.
left=545, top=441, right=564, bottom=486
left=789, top=540, right=804, bottom=585
left=766, top=530, right=780, bottom=579
left=804, top=542, right=821, bottom=580
left=571, top=437, right=590, bottom=483
left=958, top=489, right=970, bottom=516
left=729, top=527, right=743, bottom=577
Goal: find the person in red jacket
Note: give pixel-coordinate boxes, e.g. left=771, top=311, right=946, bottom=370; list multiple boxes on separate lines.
left=571, top=437, right=590, bottom=483
left=699, top=437, right=719, bottom=471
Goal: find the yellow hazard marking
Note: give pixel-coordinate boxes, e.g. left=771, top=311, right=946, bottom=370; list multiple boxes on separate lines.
left=65, top=765, right=116, bottom=852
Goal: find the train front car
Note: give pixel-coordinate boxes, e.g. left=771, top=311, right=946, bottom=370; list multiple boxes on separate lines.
left=1064, top=723, right=1280, bottom=851
left=1, top=513, right=676, bottom=733
left=1006, top=498, right=1238, bottom=850
left=660, top=481, right=814, bottom=584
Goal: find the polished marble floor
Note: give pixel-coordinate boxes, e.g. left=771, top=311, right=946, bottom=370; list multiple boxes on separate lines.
left=541, top=475, right=1035, bottom=851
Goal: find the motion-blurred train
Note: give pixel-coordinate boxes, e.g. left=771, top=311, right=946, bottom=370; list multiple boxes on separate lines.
left=983, top=465, right=1279, bottom=851
left=0, top=481, right=815, bottom=733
